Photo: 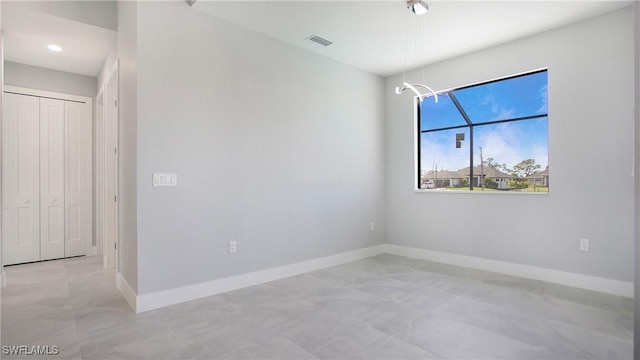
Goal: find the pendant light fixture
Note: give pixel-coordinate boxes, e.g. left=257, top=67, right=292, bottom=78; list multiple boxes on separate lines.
left=395, top=82, right=438, bottom=102
left=395, top=0, right=438, bottom=103
left=407, top=0, right=429, bottom=15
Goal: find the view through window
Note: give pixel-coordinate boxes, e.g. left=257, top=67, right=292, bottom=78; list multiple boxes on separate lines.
left=417, top=70, right=549, bottom=192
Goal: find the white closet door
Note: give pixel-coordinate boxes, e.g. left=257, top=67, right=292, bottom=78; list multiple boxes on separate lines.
left=64, top=101, right=86, bottom=257
left=40, top=98, right=65, bottom=260
left=2, top=93, right=41, bottom=265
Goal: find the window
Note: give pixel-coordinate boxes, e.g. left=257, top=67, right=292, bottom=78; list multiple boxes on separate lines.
left=417, top=70, right=548, bottom=192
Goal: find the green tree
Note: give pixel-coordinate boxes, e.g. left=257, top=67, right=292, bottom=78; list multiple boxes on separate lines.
left=483, top=177, right=498, bottom=189
left=454, top=177, right=469, bottom=188
left=509, top=179, right=530, bottom=189
left=482, top=157, right=495, bottom=168
left=483, top=157, right=510, bottom=173
left=511, top=159, right=541, bottom=178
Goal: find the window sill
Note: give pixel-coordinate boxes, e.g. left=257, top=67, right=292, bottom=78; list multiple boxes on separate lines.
left=414, top=189, right=549, bottom=195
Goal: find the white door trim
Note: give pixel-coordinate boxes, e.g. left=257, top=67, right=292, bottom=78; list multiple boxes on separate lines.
left=4, top=86, right=91, bottom=104
left=101, top=60, right=119, bottom=271
left=96, top=85, right=105, bottom=263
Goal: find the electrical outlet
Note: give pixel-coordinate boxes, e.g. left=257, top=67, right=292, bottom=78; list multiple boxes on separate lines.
left=370, top=222, right=375, bottom=231
left=229, top=241, right=237, bottom=254
left=579, top=238, right=590, bottom=251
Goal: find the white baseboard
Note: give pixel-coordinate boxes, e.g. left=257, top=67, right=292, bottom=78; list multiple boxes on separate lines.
left=116, top=273, right=138, bottom=312
left=135, top=244, right=386, bottom=313
left=122, top=243, right=631, bottom=313
left=385, top=244, right=633, bottom=298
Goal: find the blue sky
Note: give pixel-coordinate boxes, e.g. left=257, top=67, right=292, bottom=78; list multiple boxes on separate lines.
left=420, top=71, right=548, bottom=173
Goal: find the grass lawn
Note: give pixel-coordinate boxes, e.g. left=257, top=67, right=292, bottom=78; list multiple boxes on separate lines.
left=523, top=185, right=549, bottom=192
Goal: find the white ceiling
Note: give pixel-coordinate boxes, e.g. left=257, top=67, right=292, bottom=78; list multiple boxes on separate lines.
left=192, top=0, right=633, bottom=77
left=1, top=1, right=630, bottom=78
left=2, top=2, right=116, bottom=77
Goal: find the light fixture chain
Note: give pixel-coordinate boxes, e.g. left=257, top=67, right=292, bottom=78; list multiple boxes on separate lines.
left=425, top=12, right=433, bottom=84
left=402, top=11, right=411, bottom=84
left=396, top=0, right=437, bottom=104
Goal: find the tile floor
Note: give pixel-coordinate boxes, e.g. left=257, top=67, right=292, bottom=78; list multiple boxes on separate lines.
left=1, top=254, right=633, bottom=359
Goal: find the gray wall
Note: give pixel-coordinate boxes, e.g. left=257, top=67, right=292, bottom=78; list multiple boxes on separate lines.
left=5, top=61, right=96, bottom=98
left=385, top=8, right=634, bottom=282
left=116, top=0, right=138, bottom=292
left=1, top=0, right=4, bottom=282
left=634, top=2, right=639, bottom=358
left=134, top=1, right=386, bottom=295
left=97, top=46, right=117, bottom=94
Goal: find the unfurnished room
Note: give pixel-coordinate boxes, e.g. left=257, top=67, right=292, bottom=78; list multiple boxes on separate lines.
left=1, top=0, right=639, bottom=359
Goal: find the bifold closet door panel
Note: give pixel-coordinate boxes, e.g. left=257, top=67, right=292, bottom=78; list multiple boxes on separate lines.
left=2, top=93, right=41, bottom=265
left=40, top=98, right=66, bottom=261
left=64, top=101, right=87, bottom=257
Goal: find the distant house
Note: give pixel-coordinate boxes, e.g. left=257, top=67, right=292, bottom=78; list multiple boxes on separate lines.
left=460, top=166, right=515, bottom=190
left=527, top=166, right=549, bottom=186
left=422, top=170, right=465, bottom=189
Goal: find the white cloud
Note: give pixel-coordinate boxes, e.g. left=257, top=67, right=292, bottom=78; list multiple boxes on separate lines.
left=475, top=124, right=523, bottom=168
left=481, top=93, right=515, bottom=121
left=532, top=144, right=549, bottom=169
left=474, top=122, right=547, bottom=169
left=537, top=84, right=548, bottom=114
left=420, top=130, right=469, bottom=171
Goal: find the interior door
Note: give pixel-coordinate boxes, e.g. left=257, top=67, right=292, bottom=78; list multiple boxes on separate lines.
left=2, top=93, right=41, bottom=265
left=39, top=98, right=66, bottom=260
left=64, top=101, right=86, bottom=257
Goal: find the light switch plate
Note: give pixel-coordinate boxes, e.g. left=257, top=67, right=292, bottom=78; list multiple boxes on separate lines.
left=153, top=173, right=177, bottom=186
left=579, top=238, right=590, bottom=251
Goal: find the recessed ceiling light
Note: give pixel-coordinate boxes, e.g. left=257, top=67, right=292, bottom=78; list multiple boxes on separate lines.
left=47, top=44, right=63, bottom=52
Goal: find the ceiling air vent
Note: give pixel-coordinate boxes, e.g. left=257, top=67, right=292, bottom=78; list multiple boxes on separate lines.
left=306, top=34, right=333, bottom=47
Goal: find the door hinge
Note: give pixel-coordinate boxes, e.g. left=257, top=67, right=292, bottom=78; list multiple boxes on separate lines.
left=114, top=100, right=118, bottom=107
left=115, top=243, right=117, bottom=250
left=114, top=195, right=117, bottom=202
left=114, top=147, right=117, bottom=155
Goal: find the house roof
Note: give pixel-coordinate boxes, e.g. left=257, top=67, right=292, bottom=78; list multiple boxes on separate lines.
left=423, top=165, right=516, bottom=180
left=459, top=166, right=515, bottom=179
left=424, top=170, right=465, bottom=179
left=527, top=166, right=549, bottom=179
